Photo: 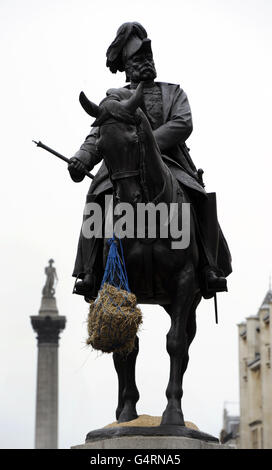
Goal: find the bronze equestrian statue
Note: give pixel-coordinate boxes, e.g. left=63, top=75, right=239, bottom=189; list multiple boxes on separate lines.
left=68, top=23, right=232, bottom=425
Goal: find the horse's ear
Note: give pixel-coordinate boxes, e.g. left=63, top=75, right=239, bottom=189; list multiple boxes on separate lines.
left=79, top=91, right=99, bottom=117
left=122, top=81, right=144, bottom=114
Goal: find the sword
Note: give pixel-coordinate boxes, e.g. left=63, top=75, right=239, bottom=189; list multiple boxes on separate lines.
left=32, top=140, right=94, bottom=179
left=214, top=294, right=218, bottom=324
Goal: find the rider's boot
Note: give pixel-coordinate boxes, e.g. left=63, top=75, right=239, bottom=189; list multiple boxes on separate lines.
left=73, top=272, right=95, bottom=295
left=201, top=265, right=227, bottom=299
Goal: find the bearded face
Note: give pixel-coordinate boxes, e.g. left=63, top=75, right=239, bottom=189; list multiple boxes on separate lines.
left=125, top=51, right=157, bottom=83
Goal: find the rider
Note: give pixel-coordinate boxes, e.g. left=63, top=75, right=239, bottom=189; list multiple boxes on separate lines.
left=68, top=22, right=232, bottom=299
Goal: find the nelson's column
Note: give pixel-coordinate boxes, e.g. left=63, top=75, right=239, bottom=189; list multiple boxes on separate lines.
left=31, top=259, right=66, bottom=449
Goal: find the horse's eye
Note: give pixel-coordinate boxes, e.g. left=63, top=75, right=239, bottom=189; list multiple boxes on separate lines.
left=133, top=192, right=142, bottom=203
left=114, top=192, right=120, bottom=204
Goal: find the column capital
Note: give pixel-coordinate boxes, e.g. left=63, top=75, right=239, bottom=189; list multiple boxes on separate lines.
left=31, top=315, right=66, bottom=345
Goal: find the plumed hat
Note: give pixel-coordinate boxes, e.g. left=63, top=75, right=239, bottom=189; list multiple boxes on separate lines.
left=106, top=22, right=151, bottom=73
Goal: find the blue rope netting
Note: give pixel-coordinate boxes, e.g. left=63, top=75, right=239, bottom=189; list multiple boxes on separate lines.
left=88, top=234, right=142, bottom=354
left=100, top=235, right=130, bottom=292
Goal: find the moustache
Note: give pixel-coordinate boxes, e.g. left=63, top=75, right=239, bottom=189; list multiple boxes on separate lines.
left=139, top=64, right=154, bottom=72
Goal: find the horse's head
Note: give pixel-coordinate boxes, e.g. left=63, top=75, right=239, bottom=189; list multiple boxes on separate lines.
left=79, top=83, right=145, bottom=205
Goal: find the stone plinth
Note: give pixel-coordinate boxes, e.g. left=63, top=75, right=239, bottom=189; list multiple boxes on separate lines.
left=73, top=435, right=231, bottom=449
left=72, top=414, right=232, bottom=450
left=38, top=295, right=58, bottom=316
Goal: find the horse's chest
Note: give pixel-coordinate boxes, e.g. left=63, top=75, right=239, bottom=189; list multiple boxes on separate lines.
left=120, top=239, right=183, bottom=304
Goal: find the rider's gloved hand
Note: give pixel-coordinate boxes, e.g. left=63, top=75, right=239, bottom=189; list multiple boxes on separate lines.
left=68, top=157, right=87, bottom=182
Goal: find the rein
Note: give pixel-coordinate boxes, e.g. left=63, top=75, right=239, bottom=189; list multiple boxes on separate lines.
left=111, top=169, right=141, bottom=181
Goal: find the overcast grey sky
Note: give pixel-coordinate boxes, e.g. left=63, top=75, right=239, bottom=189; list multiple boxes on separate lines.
left=0, top=0, right=271, bottom=448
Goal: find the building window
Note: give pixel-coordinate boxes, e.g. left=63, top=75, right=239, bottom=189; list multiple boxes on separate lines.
left=243, top=358, right=248, bottom=381
left=266, top=345, right=271, bottom=368
left=251, top=429, right=258, bottom=449
left=260, top=427, right=263, bottom=449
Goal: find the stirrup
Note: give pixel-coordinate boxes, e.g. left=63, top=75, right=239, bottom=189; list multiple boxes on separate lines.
left=200, top=266, right=228, bottom=299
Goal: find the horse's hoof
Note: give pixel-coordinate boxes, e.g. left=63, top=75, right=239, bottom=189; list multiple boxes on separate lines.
left=115, top=407, right=123, bottom=421
left=161, top=407, right=185, bottom=426
left=117, top=403, right=138, bottom=423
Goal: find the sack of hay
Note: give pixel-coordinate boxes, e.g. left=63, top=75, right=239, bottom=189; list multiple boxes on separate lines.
left=86, top=236, right=142, bottom=355
left=87, top=282, right=142, bottom=355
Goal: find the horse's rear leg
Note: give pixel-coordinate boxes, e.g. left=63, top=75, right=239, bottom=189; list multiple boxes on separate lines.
left=178, top=293, right=201, bottom=398
left=113, top=336, right=140, bottom=423
left=161, top=267, right=197, bottom=426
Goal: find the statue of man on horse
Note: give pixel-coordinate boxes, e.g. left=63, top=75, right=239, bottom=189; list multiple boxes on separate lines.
left=64, top=22, right=233, bottom=427
left=68, top=22, right=232, bottom=302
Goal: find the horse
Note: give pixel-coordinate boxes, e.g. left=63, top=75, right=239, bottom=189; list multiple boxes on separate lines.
left=79, top=82, right=202, bottom=427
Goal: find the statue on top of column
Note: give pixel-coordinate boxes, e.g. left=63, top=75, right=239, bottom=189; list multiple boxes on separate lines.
left=42, top=259, right=58, bottom=298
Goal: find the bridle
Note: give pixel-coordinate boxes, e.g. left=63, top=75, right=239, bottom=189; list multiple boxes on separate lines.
left=97, top=113, right=147, bottom=195
left=98, top=108, right=167, bottom=204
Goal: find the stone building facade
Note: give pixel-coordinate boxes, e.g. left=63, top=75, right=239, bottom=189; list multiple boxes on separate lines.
left=220, top=407, right=240, bottom=447
left=238, top=288, right=272, bottom=449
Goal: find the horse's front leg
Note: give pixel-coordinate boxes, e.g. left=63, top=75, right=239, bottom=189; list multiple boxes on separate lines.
left=161, top=265, right=196, bottom=426
left=113, top=336, right=140, bottom=423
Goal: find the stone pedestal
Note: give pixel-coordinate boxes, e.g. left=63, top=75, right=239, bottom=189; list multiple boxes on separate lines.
left=73, top=435, right=231, bottom=450
left=72, top=415, right=232, bottom=450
